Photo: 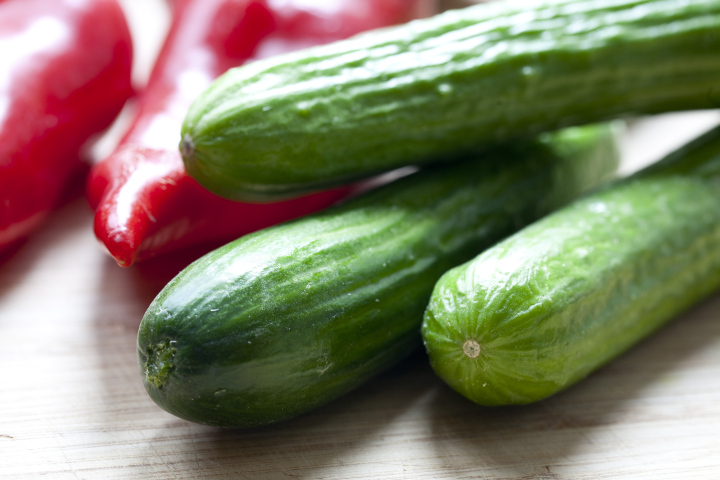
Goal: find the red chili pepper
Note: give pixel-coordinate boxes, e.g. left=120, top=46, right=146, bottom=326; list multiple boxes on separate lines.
left=87, top=0, right=433, bottom=267
left=0, top=0, right=133, bottom=253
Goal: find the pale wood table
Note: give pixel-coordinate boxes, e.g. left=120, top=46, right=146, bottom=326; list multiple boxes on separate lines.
left=2, top=1, right=720, bottom=478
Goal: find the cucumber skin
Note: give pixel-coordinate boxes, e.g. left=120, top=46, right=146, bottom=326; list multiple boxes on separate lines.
left=182, top=0, right=720, bottom=201
left=138, top=125, right=618, bottom=428
left=422, top=125, right=720, bottom=406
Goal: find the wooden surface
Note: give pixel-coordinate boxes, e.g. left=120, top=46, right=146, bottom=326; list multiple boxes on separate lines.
left=3, top=1, right=720, bottom=478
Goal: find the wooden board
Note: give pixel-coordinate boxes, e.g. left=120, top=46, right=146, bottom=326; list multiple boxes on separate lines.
left=2, top=1, right=720, bottom=478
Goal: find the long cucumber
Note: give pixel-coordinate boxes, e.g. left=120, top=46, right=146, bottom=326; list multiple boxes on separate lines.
left=422, top=124, right=720, bottom=406
left=181, top=0, right=720, bottom=201
left=138, top=124, right=618, bottom=427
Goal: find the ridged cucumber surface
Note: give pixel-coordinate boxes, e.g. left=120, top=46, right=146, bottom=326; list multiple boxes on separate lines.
left=422, top=124, right=720, bottom=406
left=138, top=124, right=618, bottom=427
left=181, top=0, right=720, bottom=201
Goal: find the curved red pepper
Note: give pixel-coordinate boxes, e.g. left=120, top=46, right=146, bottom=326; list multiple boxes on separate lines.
left=87, top=0, right=433, bottom=267
left=0, top=0, right=133, bottom=252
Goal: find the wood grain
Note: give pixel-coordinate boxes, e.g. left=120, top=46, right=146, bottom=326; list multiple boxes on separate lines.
left=2, top=1, right=720, bottom=478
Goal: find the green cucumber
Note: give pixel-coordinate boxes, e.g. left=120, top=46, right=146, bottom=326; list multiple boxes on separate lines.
left=181, top=0, right=720, bottom=202
left=138, top=124, right=618, bottom=427
left=422, top=124, right=720, bottom=406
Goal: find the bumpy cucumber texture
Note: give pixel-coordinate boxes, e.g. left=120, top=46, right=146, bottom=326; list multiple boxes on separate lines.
left=422, top=124, right=720, bottom=406
left=139, top=124, right=618, bottom=427
left=181, top=0, right=720, bottom=201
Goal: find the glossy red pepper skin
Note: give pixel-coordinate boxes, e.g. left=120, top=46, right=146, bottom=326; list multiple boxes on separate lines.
left=0, top=0, right=133, bottom=252
left=87, top=0, right=433, bottom=267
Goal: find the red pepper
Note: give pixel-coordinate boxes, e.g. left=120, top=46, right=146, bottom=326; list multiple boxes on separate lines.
left=0, top=0, right=133, bottom=253
left=87, top=0, right=433, bottom=267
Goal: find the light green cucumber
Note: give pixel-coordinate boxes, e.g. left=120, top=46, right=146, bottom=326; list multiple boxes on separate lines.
left=181, top=0, right=720, bottom=202
left=138, top=124, right=618, bottom=427
left=422, top=123, right=720, bottom=406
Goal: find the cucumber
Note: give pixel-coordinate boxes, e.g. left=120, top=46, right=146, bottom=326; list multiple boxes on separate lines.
left=422, top=124, right=720, bottom=407
left=181, top=0, right=720, bottom=202
left=138, top=124, right=618, bottom=427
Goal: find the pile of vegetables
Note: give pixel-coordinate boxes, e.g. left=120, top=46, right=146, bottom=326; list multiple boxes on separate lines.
left=86, top=0, right=427, bottom=266
left=4, top=0, right=720, bottom=429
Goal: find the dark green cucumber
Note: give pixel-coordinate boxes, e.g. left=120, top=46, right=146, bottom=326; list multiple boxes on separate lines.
left=138, top=124, right=618, bottom=427
left=422, top=124, right=720, bottom=407
left=181, top=0, right=720, bottom=202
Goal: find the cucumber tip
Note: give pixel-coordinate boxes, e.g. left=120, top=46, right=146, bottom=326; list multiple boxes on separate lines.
left=463, top=339, right=481, bottom=358
left=180, top=134, right=195, bottom=161
left=144, top=338, right=178, bottom=390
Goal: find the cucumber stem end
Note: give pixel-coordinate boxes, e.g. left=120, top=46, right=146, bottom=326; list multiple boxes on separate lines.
left=145, top=339, right=177, bottom=390
left=180, top=134, right=195, bottom=161
left=463, top=339, right=481, bottom=358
